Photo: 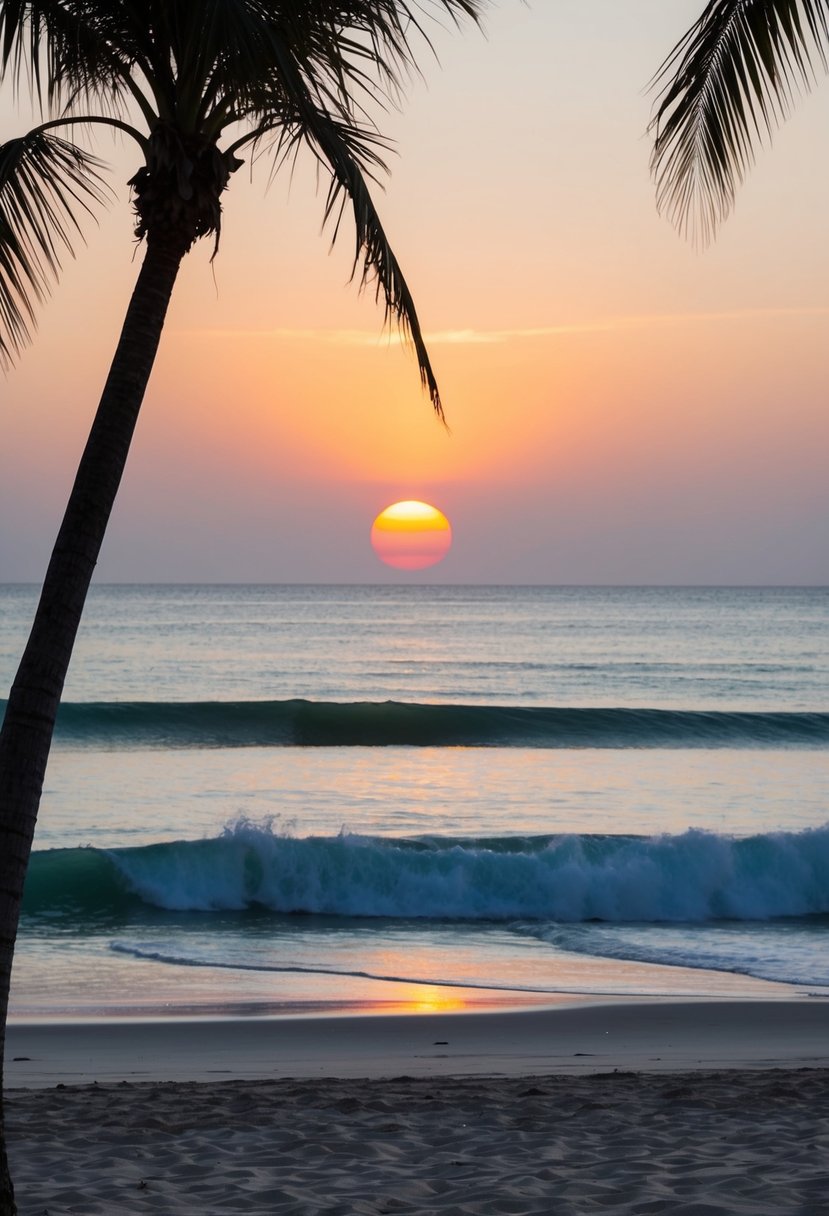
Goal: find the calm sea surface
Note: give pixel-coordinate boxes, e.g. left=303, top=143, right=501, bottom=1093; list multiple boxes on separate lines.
left=1, top=584, right=827, bottom=1019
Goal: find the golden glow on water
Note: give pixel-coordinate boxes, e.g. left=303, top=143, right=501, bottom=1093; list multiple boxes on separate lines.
left=403, top=987, right=470, bottom=1014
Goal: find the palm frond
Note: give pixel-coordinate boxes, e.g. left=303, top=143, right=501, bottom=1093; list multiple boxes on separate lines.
left=229, top=2, right=487, bottom=419
left=269, top=103, right=441, bottom=414
left=0, top=129, right=110, bottom=367
left=1, top=1, right=152, bottom=122
left=265, top=105, right=442, bottom=416
left=191, top=0, right=485, bottom=137
left=651, top=0, right=829, bottom=242
left=321, top=125, right=443, bottom=418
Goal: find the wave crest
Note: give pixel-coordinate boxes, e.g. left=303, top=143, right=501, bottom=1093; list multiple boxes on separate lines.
left=22, top=822, right=829, bottom=924
left=16, top=698, right=829, bottom=749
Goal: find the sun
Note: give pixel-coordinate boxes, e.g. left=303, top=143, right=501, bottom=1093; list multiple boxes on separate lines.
left=370, top=501, right=452, bottom=571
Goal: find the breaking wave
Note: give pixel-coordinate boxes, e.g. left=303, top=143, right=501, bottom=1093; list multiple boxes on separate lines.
left=22, top=821, right=829, bottom=924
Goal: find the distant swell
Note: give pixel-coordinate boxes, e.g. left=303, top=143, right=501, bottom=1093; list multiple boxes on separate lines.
left=21, top=823, right=829, bottom=924
left=24, top=699, right=829, bottom=748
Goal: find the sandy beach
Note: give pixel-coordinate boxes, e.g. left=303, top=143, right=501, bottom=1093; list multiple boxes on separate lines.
left=5, top=999, right=829, bottom=1214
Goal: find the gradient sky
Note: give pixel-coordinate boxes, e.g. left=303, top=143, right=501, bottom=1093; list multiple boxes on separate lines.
left=2, top=0, right=828, bottom=584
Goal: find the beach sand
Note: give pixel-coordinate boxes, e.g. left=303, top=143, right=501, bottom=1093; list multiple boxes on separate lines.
left=5, top=1000, right=829, bottom=1214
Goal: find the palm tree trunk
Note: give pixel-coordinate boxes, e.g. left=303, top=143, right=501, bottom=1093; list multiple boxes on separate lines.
left=0, top=228, right=189, bottom=1216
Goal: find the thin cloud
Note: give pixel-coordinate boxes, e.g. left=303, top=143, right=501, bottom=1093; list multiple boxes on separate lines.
left=424, top=307, right=829, bottom=343
left=178, top=306, right=829, bottom=345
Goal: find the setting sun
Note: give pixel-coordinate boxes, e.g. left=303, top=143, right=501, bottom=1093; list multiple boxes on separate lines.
left=370, top=501, right=453, bottom=570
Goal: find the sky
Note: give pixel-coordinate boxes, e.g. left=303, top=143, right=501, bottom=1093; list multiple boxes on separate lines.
left=1, top=0, right=828, bottom=585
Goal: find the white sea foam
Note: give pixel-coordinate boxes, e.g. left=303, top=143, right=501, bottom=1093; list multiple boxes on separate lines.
left=101, top=821, right=829, bottom=923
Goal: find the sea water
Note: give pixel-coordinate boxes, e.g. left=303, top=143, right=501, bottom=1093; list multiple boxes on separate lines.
left=1, top=584, right=827, bottom=1019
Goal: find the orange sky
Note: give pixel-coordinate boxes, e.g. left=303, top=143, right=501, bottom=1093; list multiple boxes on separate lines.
left=2, top=1, right=828, bottom=583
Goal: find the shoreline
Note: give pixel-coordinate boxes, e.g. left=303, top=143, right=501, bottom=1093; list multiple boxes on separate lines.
left=5, top=998, right=829, bottom=1215
left=7, top=996, right=829, bottom=1089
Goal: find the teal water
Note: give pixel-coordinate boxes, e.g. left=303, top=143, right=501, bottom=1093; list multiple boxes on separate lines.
left=2, top=584, right=827, bottom=1018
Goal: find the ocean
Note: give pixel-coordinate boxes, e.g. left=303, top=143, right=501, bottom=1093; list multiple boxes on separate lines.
left=1, top=583, right=828, bottom=1020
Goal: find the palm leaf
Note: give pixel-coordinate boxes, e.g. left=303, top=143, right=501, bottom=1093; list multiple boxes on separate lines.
left=651, top=0, right=829, bottom=242
left=0, top=1, right=141, bottom=115
left=226, top=4, right=488, bottom=418
left=270, top=99, right=443, bottom=415
left=318, top=116, right=443, bottom=417
left=264, top=111, right=442, bottom=416
left=0, top=130, right=110, bottom=366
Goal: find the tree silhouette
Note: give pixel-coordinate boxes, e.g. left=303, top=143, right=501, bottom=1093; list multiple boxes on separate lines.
left=0, top=3, right=485, bottom=1210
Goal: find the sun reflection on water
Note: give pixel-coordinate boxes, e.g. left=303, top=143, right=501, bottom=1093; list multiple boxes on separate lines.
left=404, top=987, right=469, bottom=1014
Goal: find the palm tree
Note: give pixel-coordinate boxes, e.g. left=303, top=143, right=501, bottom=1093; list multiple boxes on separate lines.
left=650, top=0, right=829, bottom=242
left=0, top=3, right=485, bottom=1210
